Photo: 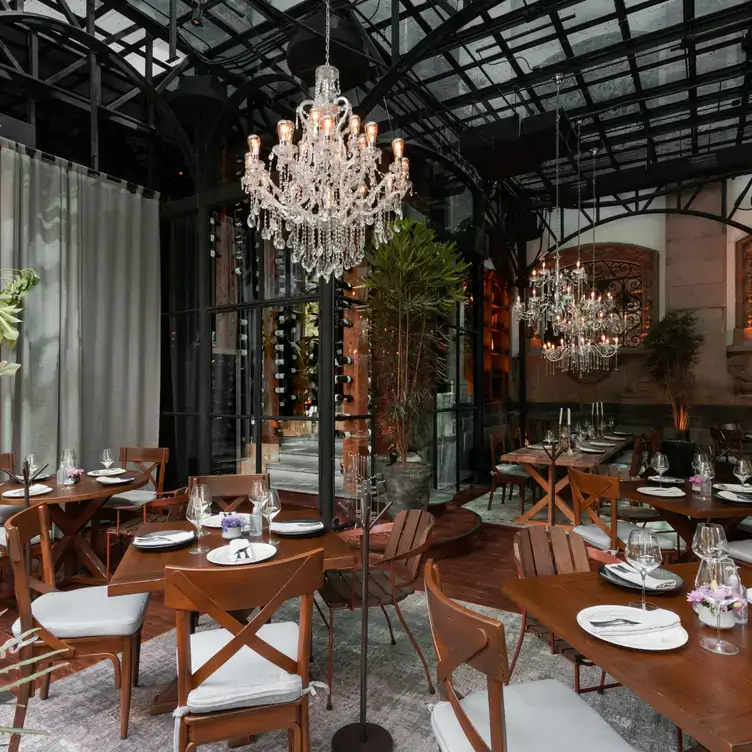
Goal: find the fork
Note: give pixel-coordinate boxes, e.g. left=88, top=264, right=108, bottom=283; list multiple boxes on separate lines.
left=589, top=618, right=641, bottom=627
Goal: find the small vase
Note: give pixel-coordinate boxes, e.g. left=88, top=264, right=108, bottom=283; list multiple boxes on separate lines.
left=698, top=604, right=735, bottom=630
left=222, top=527, right=242, bottom=540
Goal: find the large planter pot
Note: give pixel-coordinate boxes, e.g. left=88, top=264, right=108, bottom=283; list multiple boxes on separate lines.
left=382, top=463, right=433, bottom=519
left=660, top=439, right=696, bottom=479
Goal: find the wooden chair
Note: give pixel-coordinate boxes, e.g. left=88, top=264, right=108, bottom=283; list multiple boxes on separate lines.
left=188, top=473, right=271, bottom=512
left=711, top=427, right=743, bottom=464
left=317, top=509, right=436, bottom=709
left=6, top=504, right=148, bottom=749
left=106, top=446, right=170, bottom=509
left=423, top=558, right=637, bottom=752
left=105, top=487, right=189, bottom=578
left=488, top=430, right=537, bottom=515
left=509, top=526, right=619, bottom=694
left=0, top=451, right=22, bottom=525
left=165, top=548, right=324, bottom=752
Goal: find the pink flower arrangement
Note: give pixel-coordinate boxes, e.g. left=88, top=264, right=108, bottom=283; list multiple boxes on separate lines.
left=67, top=467, right=85, bottom=480
left=687, top=585, right=743, bottom=613
left=689, top=474, right=702, bottom=486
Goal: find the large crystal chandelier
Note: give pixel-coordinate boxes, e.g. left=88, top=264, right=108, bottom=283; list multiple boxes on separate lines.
left=241, top=0, right=411, bottom=279
left=513, top=73, right=573, bottom=333
left=542, top=143, right=622, bottom=376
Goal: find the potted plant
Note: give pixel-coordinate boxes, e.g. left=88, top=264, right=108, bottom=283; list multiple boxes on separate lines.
left=687, top=585, right=744, bottom=630
left=0, top=268, right=39, bottom=377
left=363, top=218, right=469, bottom=516
left=221, top=514, right=244, bottom=539
left=643, top=309, right=704, bottom=476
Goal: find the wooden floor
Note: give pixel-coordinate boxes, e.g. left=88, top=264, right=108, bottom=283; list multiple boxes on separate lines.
left=0, top=485, right=520, bottom=683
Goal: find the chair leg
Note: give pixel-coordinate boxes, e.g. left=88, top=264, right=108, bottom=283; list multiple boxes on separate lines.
left=598, top=669, right=607, bottom=693
left=380, top=604, right=396, bottom=645
left=132, top=631, right=142, bottom=688
left=392, top=599, right=435, bottom=695
left=39, top=661, right=51, bottom=700
left=8, top=669, right=32, bottom=752
left=574, top=661, right=581, bottom=694
left=676, top=726, right=683, bottom=752
left=177, top=720, right=189, bottom=752
left=326, top=609, right=334, bottom=711
left=501, top=484, right=507, bottom=505
left=107, top=654, right=122, bottom=690
left=508, top=612, right=527, bottom=680
left=488, top=477, right=496, bottom=510
left=120, top=638, right=133, bottom=739
left=300, top=695, right=310, bottom=752
left=288, top=723, right=302, bottom=752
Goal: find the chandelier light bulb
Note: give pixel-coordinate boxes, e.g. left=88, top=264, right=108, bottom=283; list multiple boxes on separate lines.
left=277, top=120, right=294, bottom=144
left=349, top=115, right=361, bottom=135
left=364, top=121, right=378, bottom=144
left=392, top=138, right=405, bottom=158
left=247, top=134, right=261, bottom=157
left=321, top=114, right=335, bottom=138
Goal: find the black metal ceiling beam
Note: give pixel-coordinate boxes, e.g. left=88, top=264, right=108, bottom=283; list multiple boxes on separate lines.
left=683, top=0, right=698, bottom=154
left=737, top=63, right=752, bottom=146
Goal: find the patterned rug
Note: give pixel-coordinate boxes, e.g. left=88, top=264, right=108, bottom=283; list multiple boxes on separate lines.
left=0, top=592, right=690, bottom=751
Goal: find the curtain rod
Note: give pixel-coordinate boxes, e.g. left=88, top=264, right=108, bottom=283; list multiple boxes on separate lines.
left=0, top=138, right=160, bottom=201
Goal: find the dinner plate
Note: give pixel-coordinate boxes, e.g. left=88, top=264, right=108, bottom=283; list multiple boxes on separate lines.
left=577, top=605, right=688, bottom=651
left=716, top=489, right=752, bottom=504
left=270, top=520, right=325, bottom=538
left=204, top=513, right=251, bottom=529
left=590, top=441, right=617, bottom=447
left=2, top=484, right=53, bottom=499
left=603, top=435, right=624, bottom=441
left=88, top=468, right=126, bottom=477
left=648, top=476, right=684, bottom=484
left=637, top=486, right=686, bottom=497
left=96, top=476, right=136, bottom=485
left=598, top=564, right=684, bottom=595
left=579, top=447, right=605, bottom=454
left=206, top=542, right=276, bottom=566
left=714, top=483, right=752, bottom=494
left=132, top=529, right=195, bottom=550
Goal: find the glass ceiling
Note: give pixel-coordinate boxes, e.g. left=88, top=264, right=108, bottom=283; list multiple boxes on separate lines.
left=11, top=0, right=752, bottom=196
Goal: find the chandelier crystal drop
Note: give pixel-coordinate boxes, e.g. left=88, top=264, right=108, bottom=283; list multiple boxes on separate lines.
left=241, top=0, right=411, bottom=280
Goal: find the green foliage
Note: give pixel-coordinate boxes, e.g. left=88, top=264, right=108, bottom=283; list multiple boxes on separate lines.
left=363, top=218, right=470, bottom=462
left=643, top=309, right=704, bottom=430
left=0, top=268, right=39, bottom=376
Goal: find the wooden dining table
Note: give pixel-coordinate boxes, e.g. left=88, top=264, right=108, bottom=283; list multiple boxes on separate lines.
left=0, top=472, right=149, bottom=584
left=108, top=508, right=358, bottom=715
left=500, top=436, right=630, bottom=528
left=620, top=480, right=752, bottom=553
left=504, top=563, right=752, bottom=752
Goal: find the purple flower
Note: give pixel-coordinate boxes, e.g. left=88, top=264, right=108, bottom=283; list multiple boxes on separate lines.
left=68, top=467, right=85, bottom=479
left=689, top=475, right=702, bottom=485
left=686, top=589, right=706, bottom=604
left=221, top=514, right=244, bottom=531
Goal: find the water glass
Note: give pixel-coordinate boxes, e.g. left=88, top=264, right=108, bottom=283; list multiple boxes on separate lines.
left=651, top=452, right=669, bottom=485
left=691, top=522, right=729, bottom=562
left=61, top=448, right=77, bottom=469
left=246, top=511, right=263, bottom=539
left=733, top=458, right=751, bottom=488
left=695, top=557, right=740, bottom=656
left=187, top=487, right=211, bottom=554
left=100, top=448, right=114, bottom=470
left=698, top=459, right=715, bottom=500
left=625, top=529, right=662, bottom=611
left=264, top=489, right=282, bottom=544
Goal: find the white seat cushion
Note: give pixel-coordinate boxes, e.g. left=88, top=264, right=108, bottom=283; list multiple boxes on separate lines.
left=573, top=521, right=677, bottom=551
left=431, top=679, right=635, bottom=752
left=186, top=623, right=302, bottom=714
left=493, top=464, right=530, bottom=478
left=729, top=539, right=752, bottom=565
left=0, top=504, right=24, bottom=524
left=106, top=490, right=157, bottom=509
left=0, top=526, right=62, bottom=550
left=737, top=517, right=752, bottom=535
left=12, top=586, right=148, bottom=639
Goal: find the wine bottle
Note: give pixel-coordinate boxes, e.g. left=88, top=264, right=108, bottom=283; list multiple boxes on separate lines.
left=340, top=318, right=353, bottom=327
left=338, top=298, right=354, bottom=309
left=334, top=341, right=344, bottom=355
left=335, top=430, right=369, bottom=439
left=274, top=329, right=286, bottom=337
left=334, top=375, right=353, bottom=384
left=274, top=358, right=285, bottom=365
left=275, top=369, right=297, bottom=379
left=339, top=281, right=354, bottom=291
left=274, top=343, right=285, bottom=351
left=334, top=394, right=353, bottom=403
left=335, top=356, right=353, bottom=366
left=274, top=387, right=285, bottom=394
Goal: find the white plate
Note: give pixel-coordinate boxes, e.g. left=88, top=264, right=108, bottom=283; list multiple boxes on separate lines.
left=590, top=441, right=617, bottom=447
left=132, top=530, right=195, bottom=548
left=714, top=483, right=752, bottom=494
left=206, top=542, right=276, bottom=566
left=204, top=513, right=251, bottom=529
left=717, top=490, right=752, bottom=504
left=603, top=435, right=624, bottom=441
left=577, top=605, right=688, bottom=651
left=648, top=476, right=684, bottom=484
left=579, top=447, right=605, bottom=454
left=612, top=431, right=632, bottom=436
left=96, top=475, right=136, bottom=485
left=87, top=468, right=126, bottom=477
left=637, top=486, right=686, bottom=498
left=2, top=484, right=53, bottom=499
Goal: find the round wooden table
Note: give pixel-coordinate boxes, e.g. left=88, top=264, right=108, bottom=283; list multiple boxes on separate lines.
left=0, top=472, right=149, bottom=584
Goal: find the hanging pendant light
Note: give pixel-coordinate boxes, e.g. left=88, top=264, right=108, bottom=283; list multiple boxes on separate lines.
left=241, top=0, right=411, bottom=280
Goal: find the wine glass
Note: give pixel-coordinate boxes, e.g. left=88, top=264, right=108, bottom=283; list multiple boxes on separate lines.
left=186, top=487, right=211, bottom=554
left=250, top=478, right=266, bottom=511
left=733, top=458, right=751, bottom=489
left=263, top=489, right=282, bottom=545
left=544, top=429, right=555, bottom=445
left=698, top=459, right=715, bottom=500
left=60, top=448, right=77, bottom=469
left=24, top=454, right=38, bottom=476
left=692, top=450, right=709, bottom=476
left=607, top=418, right=615, bottom=434
left=695, top=557, right=740, bottom=656
left=625, top=529, right=662, bottom=611
left=691, top=522, right=729, bottom=562
left=100, top=448, right=114, bottom=471
left=651, top=452, right=669, bottom=486
left=192, top=484, right=212, bottom=535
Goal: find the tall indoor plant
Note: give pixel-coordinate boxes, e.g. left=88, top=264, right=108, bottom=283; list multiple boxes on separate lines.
left=0, top=268, right=39, bottom=377
left=643, top=309, right=704, bottom=433
left=363, top=218, right=469, bottom=515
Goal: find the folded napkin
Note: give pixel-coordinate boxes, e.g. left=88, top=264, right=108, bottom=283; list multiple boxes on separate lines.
left=3, top=483, right=50, bottom=497
left=605, top=563, right=677, bottom=590
left=588, top=608, right=680, bottom=636
left=229, top=538, right=254, bottom=562
left=715, top=483, right=752, bottom=494
left=270, top=520, right=323, bottom=533
left=637, top=486, right=685, bottom=497
left=133, top=530, right=190, bottom=546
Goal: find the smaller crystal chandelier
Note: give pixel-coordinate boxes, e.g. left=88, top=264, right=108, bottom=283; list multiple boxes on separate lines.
left=241, top=0, right=411, bottom=279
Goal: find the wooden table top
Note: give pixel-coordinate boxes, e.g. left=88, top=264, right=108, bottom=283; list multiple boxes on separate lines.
left=620, top=480, right=752, bottom=520
left=108, top=509, right=358, bottom=596
left=0, top=472, right=149, bottom=505
left=500, top=437, right=629, bottom=469
left=504, top=563, right=752, bottom=752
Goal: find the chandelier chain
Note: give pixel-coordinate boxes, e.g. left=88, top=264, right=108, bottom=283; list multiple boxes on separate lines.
left=325, top=0, right=330, bottom=67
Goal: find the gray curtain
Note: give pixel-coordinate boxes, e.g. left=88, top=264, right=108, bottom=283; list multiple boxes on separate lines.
left=0, top=138, right=161, bottom=470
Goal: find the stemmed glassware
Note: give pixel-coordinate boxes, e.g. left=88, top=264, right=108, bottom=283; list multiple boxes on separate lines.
left=100, top=448, right=114, bottom=470
left=733, top=458, right=751, bottom=489
left=24, top=454, right=38, bottom=476
left=192, top=484, right=212, bottom=536
left=650, top=451, right=669, bottom=485
left=692, top=450, right=709, bottom=476
left=625, top=529, right=662, bottom=611
left=698, top=459, right=715, bottom=500
left=695, top=557, right=741, bottom=656
left=250, top=479, right=267, bottom=512
left=691, top=522, right=729, bottom=562
left=544, top=429, right=555, bottom=445
left=187, top=486, right=211, bottom=554
left=263, top=489, right=281, bottom=545
left=61, top=448, right=77, bottom=468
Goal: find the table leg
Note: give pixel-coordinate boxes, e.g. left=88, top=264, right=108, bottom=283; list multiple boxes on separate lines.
left=48, top=500, right=110, bottom=584
left=514, top=465, right=576, bottom=528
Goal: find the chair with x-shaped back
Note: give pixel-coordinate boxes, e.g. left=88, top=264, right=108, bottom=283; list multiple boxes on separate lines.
left=106, top=446, right=170, bottom=510
left=166, top=548, right=324, bottom=752
left=188, top=473, right=271, bottom=513
left=0, top=452, right=20, bottom=527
